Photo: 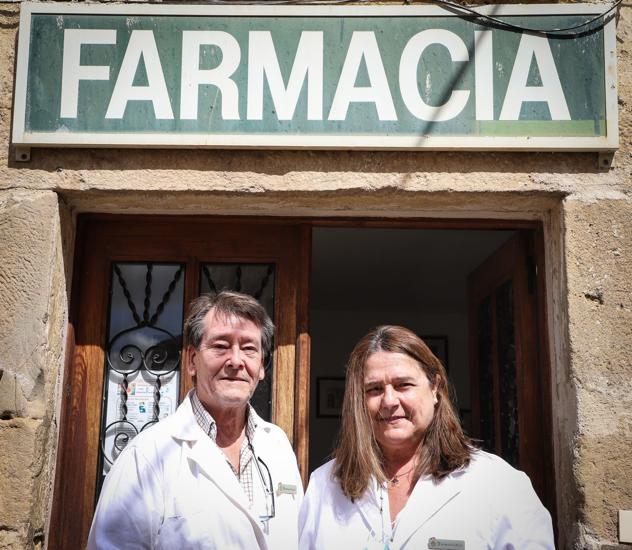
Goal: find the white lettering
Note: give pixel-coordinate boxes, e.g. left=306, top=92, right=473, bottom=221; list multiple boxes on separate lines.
left=247, top=31, right=323, bottom=120
left=328, top=31, right=396, bottom=121
left=500, top=34, right=570, bottom=120
left=180, top=31, right=241, bottom=120
left=474, top=31, right=494, bottom=121
left=105, top=31, right=173, bottom=119
left=399, top=29, right=470, bottom=122
left=60, top=29, right=116, bottom=118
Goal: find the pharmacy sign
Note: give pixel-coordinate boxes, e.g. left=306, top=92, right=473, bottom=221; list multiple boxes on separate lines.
left=12, top=3, right=618, bottom=151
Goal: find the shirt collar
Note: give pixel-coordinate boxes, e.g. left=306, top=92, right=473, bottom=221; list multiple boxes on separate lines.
left=189, top=389, right=258, bottom=442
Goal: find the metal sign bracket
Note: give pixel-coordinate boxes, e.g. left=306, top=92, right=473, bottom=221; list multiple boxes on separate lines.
left=15, top=146, right=31, bottom=162
left=598, top=151, right=615, bottom=171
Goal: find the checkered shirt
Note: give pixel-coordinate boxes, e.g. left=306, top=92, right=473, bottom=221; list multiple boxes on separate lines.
left=190, top=390, right=257, bottom=505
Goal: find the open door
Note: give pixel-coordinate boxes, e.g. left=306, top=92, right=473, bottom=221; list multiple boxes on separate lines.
left=468, top=230, right=555, bottom=515
left=49, top=216, right=310, bottom=549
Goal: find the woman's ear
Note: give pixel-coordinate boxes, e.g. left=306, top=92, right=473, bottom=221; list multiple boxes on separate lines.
left=433, top=374, right=440, bottom=405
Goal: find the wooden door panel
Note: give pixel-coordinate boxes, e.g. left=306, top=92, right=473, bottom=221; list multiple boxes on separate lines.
left=468, top=231, right=551, bottom=508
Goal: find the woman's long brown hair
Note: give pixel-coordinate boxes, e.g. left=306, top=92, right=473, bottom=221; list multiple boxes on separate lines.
left=333, top=325, right=473, bottom=500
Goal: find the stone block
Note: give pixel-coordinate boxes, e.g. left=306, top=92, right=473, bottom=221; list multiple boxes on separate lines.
left=0, top=190, right=61, bottom=420
left=0, top=418, right=39, bottom=528
left=0, top=529, right=27, bottom=550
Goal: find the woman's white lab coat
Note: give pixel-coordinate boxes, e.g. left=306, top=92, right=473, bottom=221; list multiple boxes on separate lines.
left=299, top=451, right=554, bottom=550
left=88, top=395, right=303, bottom=550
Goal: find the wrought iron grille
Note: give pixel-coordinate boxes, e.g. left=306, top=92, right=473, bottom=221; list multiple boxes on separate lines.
left=99, top=263, right=185, bottom=483
left=200, top=263, right=275, bottom=420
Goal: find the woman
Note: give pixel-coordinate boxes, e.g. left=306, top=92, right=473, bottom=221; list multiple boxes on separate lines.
left=299, top=325, right=554, bottom=549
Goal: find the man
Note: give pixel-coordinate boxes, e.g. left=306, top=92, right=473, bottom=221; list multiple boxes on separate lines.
left=88, top=291, right=303, bottom=549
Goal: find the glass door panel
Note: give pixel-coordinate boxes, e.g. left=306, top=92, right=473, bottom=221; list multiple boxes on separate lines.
left=99, top=263, right=185, bottom=486
left=496, top=279, right=519, bottom=467
left=474, top=277, right=520, bottom=467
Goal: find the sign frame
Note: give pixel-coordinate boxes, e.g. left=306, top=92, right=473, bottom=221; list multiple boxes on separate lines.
left=12, top=2, right=619, bottom=152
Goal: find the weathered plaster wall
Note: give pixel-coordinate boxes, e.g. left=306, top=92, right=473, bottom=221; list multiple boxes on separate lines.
left=0, top=1, right=630, bottom=549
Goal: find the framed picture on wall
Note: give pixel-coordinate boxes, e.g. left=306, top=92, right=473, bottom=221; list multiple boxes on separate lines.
left=422, top=336, right=449, bottom=372
left=316, top=377, right=346, bottom=418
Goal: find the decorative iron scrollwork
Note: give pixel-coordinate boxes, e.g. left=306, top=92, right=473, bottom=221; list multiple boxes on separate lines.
left=107, top=325, right=181, bottom=376
left=101, top=420, right=138, bottom=465
left=100, top=263, right=184, bottom=474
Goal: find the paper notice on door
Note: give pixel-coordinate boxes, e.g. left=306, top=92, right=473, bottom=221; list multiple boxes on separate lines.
left=102, top=370, right=179, bottom=473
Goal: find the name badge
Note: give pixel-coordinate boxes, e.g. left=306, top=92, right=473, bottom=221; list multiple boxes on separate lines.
left=277, top=482, right=297, bottom=495
left=427, top=537, right=465, bottom=550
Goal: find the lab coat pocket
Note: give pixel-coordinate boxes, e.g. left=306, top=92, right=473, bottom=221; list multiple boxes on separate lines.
left=158, top=483, right=215, bottom=548
left=158, top=509, right=216, bottom=549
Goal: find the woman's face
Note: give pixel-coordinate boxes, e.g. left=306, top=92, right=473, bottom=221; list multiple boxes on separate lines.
left=363, top=350, right=438, bottom=455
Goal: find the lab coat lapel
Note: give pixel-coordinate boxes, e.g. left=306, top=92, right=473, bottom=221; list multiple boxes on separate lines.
left=249, top=421, right=271, bottom=467
left=186, top=433, right=250, bottom=508
left=170, top=395, right=260, bottom=526
left=395, top=473, right=461, bottom=547
left=248, top=414, right=289, bottom=496
left=185, top=437, right=269, bottom=550
left=354, top=479, right=383, bottom=540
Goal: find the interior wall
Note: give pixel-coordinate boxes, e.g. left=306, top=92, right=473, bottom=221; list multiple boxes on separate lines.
left=308, top=227, right=514, bottom=473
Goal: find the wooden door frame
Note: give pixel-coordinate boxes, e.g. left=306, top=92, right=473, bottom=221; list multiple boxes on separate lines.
left=49, top=214, right=555, bottom=548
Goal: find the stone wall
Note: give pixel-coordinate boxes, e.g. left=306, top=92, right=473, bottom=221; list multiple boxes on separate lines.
left=0, top=1, right=630, bottom=549
left=0, top=189, right=71, bottom=549
left=566, top=199, right=632, bottom=548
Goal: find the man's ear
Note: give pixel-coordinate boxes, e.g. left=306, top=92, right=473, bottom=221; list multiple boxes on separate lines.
left=258, top=355, right=265, bottom=381
left=186, top=346, right=198, bottom=378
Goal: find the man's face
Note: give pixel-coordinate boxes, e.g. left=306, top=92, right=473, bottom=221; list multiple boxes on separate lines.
left=187, top=309, right=264, bottom=415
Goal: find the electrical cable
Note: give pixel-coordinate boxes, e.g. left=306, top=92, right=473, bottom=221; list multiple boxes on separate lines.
left=162, top=0, right=621, bottom=38
left=427, top=0, right=622, bottom=37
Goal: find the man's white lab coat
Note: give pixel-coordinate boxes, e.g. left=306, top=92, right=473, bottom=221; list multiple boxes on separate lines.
left=299, top=451, right=554, bottom=550
left=88, top=394, right=303, bottom=550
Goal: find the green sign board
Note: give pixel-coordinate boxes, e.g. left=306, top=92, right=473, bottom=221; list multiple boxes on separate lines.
left=13, top=3, right=618, bottom=151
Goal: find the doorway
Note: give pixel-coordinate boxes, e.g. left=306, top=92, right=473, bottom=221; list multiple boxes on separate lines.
left=308, top=225, right=554, bottom=512
left=309, top=227, right=513, bottom=469
left=51, top=216, right=554, bottom=549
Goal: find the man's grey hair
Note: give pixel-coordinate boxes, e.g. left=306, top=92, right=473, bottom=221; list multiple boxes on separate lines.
left=184, top=291, right=275, bottom=365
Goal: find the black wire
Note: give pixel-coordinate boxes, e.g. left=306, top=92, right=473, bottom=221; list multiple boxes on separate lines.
left=157, top=0, right=621, bottom=38
left=428, top=0, right=622, bottom=37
